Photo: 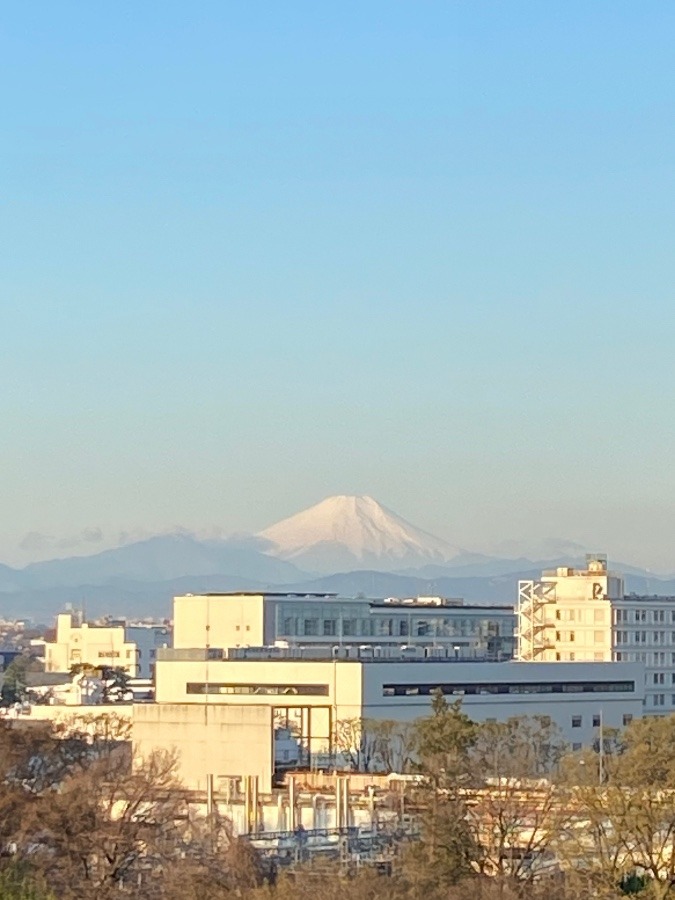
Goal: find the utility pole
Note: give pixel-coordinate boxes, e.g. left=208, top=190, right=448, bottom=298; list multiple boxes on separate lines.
left=598, top=709, right=604, bottom=785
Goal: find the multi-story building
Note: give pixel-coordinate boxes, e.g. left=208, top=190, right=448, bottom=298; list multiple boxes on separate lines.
left=44, top=613, right=171, bottom=679
left=137, top=645, right=644, bottom=793
left=517, top=554, right=675, bottom=713
left=173, top=592, right=515, bottom=661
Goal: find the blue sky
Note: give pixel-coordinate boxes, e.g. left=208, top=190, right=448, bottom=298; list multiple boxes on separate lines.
left=2, top=2, right=675, bottom=569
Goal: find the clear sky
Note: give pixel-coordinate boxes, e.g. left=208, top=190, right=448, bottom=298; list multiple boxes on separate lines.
left=2, top=2, right=675, bottom=570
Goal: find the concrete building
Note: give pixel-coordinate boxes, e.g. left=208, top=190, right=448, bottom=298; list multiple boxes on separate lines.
left=45, top=614, right=171, bottom=679
left=173, top=592, right=515, bottom=660
left=517, top=554, right=675, bottom=712
left=136, top=648, right=643, bottom=792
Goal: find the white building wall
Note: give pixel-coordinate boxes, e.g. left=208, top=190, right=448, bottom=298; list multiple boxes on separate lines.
left=45, top=614, right=139, bottom=676
left=360, top=660, right=644, bottom=749
left=173, top=595, right=266, bottom=650
left=153, top=655, right=643, bottom=753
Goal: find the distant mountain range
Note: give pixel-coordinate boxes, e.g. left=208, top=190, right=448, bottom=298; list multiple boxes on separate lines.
left=2, top=495, right=674, bottom=622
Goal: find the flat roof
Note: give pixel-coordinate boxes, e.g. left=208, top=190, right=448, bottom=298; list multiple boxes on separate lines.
left=183, top=592, right=339, bottom=598
left=368, top=603, right=514, bottom=612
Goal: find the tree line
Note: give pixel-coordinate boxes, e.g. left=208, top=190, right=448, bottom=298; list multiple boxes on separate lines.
left=3, top=694, right=675, bottom=897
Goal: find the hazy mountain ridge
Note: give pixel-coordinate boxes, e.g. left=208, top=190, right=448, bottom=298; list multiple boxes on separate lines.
left=2, top=496, right=674, bottom=619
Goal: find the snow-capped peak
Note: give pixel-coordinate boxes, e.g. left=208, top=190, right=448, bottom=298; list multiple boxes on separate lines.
left=258, top=495, right=463, bottom=572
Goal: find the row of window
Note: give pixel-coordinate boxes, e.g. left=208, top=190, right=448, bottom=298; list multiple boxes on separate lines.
left=555, top=652, right=606, bottom=661
left=382, top=680, right=635, bottom=697
left=556, top=609, right=606, bottom=623
left=615, top=631, right=675, bottom=645
left=615, top=609, right=675, bottom=624
left=554, top=631, right=606, bottom=643
left=643, top=691, right=675, bottom=707
left=185, top=682, right=330, bottom=696
left=279, top=617, right=508, bottom=639
left=571, top=713, right=633, bottom=728
left=616, top=651, right=675, bottom=665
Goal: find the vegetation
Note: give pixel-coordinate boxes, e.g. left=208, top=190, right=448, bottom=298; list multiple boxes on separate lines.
left=5, top=703, right=675, bottom=897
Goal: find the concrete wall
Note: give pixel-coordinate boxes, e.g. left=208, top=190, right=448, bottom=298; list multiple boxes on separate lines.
left=153, top=655, right=643, bottom=753
left=360, top=660, right=644, bottom=747
left=173, top=595, right=266, bottom=650
left=154, top=657, right=363, bottom=713
left=133, top=703, right=274, bottom=792
left=7, top=704, right=133, bottom=738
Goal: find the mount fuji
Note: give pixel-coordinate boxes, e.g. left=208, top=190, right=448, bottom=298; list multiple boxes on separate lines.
left=258, top=495, right=465, bottom=574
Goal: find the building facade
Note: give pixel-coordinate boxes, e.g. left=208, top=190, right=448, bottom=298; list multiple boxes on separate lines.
left=173, top=592, right=515, bottom=661
left=140, top=650, right=644, bottom=791
left=45, top=614, right=171, bottom=679
left=516, top=554, right=675, bottom=712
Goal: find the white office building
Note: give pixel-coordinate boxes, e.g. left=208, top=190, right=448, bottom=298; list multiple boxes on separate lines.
left=173, top=592, right=516, bottom=661
left=517, top=554, right=675, bottom=712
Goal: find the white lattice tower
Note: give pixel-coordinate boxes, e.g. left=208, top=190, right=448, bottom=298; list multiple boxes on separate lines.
left=516, top=580, right=557, bottom=660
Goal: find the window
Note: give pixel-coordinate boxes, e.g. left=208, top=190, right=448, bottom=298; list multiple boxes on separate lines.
left=342, top=619, right=356, bottom=636
left=653, top=694, right=665, bottom=707
left=572, top=742, right=582, bottom=751
left=323, top=620, right=337, bottom=637
left=572, top=716, right=582, bottom=728
left=594, top=609, right=605, bottom=623
left=594, top=652, right=604, bottom=661
left=656, top=610, right=666, bottom=623
left=246, top=625, right=250, bottom=632
left=186, top=682, right=329, bottom=696
left=592, top=715, right=601, bottom=727
left=623, top=714, right=633, bottom=726
left=381, top=680, right=635, bottom=698
left=654, top=673, right=665, bottom=685
left=303, top=619, right=319, bottom=636
left=594, top=631, right=604, bottom=643
left=398, top=620, right=409, bottom=637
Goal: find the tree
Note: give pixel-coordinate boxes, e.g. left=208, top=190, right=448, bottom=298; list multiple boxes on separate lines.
left=467, top=717, right=570, bottom=885
left=403, top=692, right=480, bottom=888
left=334, top=718, right=382, bottom=772
left=1, top=656, right=33, bottom=705
left=332, top=718, right=417, bottom=773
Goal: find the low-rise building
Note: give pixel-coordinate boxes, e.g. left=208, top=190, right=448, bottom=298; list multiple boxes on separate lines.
left=44, top=614, right=171, bottom=678
left=173, top=592, right=515, bottom=660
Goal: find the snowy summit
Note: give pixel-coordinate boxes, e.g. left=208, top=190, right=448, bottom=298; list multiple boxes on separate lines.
left=258, top=495, right=463, bottom=574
